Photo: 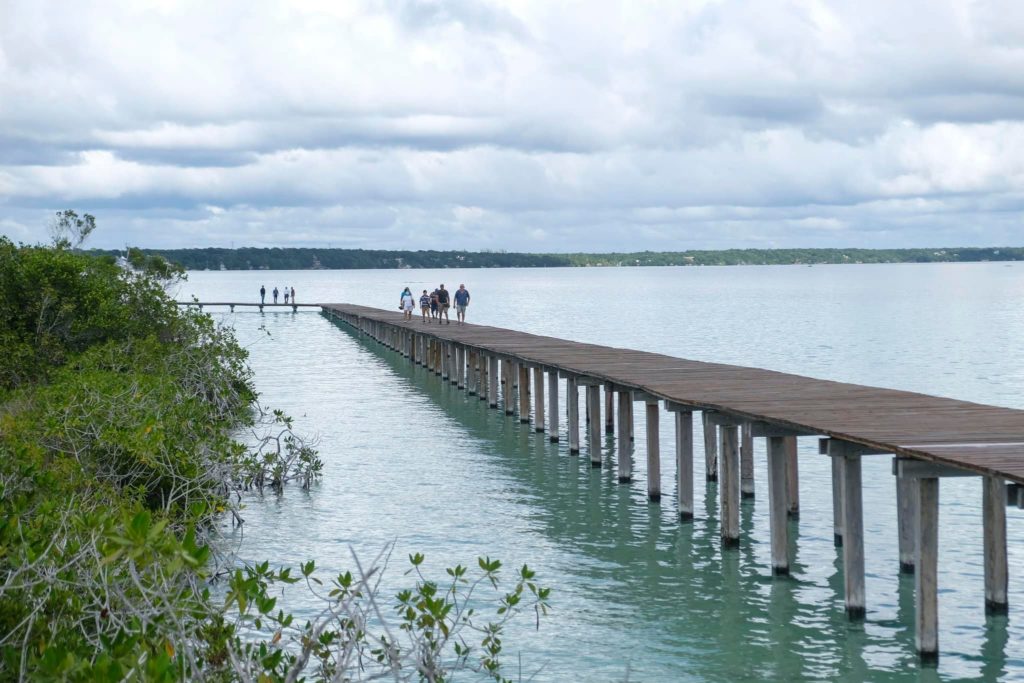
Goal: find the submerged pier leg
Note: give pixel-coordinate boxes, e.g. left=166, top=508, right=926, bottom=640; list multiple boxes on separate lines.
left=456, top=346, right=466, bottom=389
left=832, top=453, right=845, bottom=546
left=703, top=412, right=718, bottom=482
left=646, top=400, right=661, bottom=501
left=604, top=386, right=614, bottom=432
left=674, top=408, right=694, bottom=520
left=740, top=422, right=755, bottom=499
left=488, top=356, right=499, bottom=409
left=916, top=477, right=939, bottom=660
left=533, top=367, right=545, bottom=431
left=587, top=384, right=601, bottom=467
left=897, top=474, right=917, bottom=573
left=504, top=362, right=514, bottom=415
left=840, top=449, right=866, bottom=619
left=567, top=376, right=580, bottom=453
left=983, top=475, right=1008, bottom=613
left=519, top=365, right=530, bottom=423
left=467, top=351, right=477, bottom=395
left=785, top=436, right=800, bottom=517
left=766, top=436, right=790, bottom=575
left=548, top=371, right=559, bottom=441
left=617, top=390, right=632, bottom=482
left=478, top=355, right=487, bottom=401
left=441, top=343, right=449, bottom=381
left=719, top=424, right=740, bottom=547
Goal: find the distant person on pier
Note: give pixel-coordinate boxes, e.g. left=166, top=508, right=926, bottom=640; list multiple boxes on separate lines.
left=284, top=287, right=290, bottom=304
left=437, top=284, right=451, bottom=324
left=273, top=286, right=279, bottom=303
left=260, top=285, right=266, bottom=304
left=419, top=290, right=431, bottom=322
left=400, top=287, right=415, bottom=320
left=430, top=288, right=440, bottom=320
left=290, top=286, right=296, bottom=303
left=454, top=284, right=470, bottom=324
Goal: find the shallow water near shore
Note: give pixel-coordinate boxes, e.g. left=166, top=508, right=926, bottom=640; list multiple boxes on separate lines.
left=182, top=263, right=1024, bottom=681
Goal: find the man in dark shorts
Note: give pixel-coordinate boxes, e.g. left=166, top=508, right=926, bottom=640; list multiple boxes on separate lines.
left=430, top=288, right=440, bottom=320
left=437, top=284, right=451, bottom=324
left=453, top=284, right=470, bottom=324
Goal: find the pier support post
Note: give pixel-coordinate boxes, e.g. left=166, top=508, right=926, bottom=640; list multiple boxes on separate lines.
left=547, top=371, right=559, bottom=441
left=567, top=376, right=580, bottom=453
left=441, top=343, right=449, bottom=381
left=719, top=423, right=740, bottom=547
left=504, top=362, right=514, bottom=414
left=456, top=347, right=465, bottom=389
left=702, top=412, right=718, bottom=482
left=488, top=357, right=499, bottom=409
left=741, top=422, right=755, bottom=499
left=519, top=366, right=530, bottom=423
left=915, top=477, right=939, bottom=660
left=785, top=436, right=800, bottom=517
left=897, top=474, right=917, bottom=573
left=646, top=401, right=661, bottom=501
left=983, top=475, right=1008, bottom=613
left=587, top=384, right=602, bottom=467
left=832, top=453, right=844, bottom=546
left=605, top=387, right=615, bottom=434
left=617, top=390, right=632, bottom=482
left=837, top=445, right=866, bottom=619
left=673, top=408, right=694, bottom=520
left=533, top=367, right=545, bottom=431
left=766, top=436, right=790, bottom=575
left=478, top=356, right=487, bottom=401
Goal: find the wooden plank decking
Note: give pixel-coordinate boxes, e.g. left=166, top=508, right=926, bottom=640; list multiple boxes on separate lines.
left=322, top=303, right=1024, bottom=484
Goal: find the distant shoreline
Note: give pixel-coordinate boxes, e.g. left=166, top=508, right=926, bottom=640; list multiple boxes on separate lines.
left=90, top=246, right=1024, bottom=271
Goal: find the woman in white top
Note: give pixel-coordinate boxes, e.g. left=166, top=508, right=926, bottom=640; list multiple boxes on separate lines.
left=400, top=287, right=415, bottom=320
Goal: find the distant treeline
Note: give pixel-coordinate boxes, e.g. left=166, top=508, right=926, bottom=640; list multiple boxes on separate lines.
left=89, top=246, right=1024, bottom=270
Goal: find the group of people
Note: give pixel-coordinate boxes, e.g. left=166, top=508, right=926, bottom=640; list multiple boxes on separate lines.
left=400, top=284, right=470, bottom=324
left=260, top=285, right=296, bottom=304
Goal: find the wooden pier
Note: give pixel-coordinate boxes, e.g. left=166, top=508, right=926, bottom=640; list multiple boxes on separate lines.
left=320, top=303, right=1023, bottom=661
left=176, top=301, right=320, bottom=312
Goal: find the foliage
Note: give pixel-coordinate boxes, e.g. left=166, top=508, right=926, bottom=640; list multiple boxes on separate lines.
left=0, top=224, right=548, bottom=680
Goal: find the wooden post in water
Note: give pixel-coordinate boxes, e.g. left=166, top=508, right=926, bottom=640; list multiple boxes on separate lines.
left=915, top=476, right=939, bottom=660
left=567, top=375, right=580, bottom=454
left=504, top=362, right=514, bottom=415
left=467, top=351, right=477, bottom=395
left=617, top=390, right=631, bottom=481
left=533, top=367, right=545, bottom=431
left=740, top=422, right=755, bottom=499
left=702, top=412, right=718, bottom=482
left=719, top=423, right=740, bottom=547
left=456, top=346, right=465, bottom=389
left=587, top=384, right=601, bottom=467
left=672, top=407, right=694, bottom=520
left=834, top=442, right=866, bottom=619
left=441, top=343, right=449, bottom=381
left=519, top=365, right=530, bottom=424
left=645, top=400, right=661, bottom=501
left=547, top=371, right=559, bottom=441
left=983, top=475, right=1008, bottom=613
left=832, top=452, right=844, bottom=546
left=488, top=357, right=499, bottom=409
left=897, top=474, right=917, bottom=573
left=766, top=436, right=790, bottom=575
left=785, top=436, right=800, bottom=517
left=605, top=386, right=615, bottom=434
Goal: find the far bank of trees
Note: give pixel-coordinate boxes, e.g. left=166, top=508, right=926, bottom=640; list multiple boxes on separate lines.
left=90, top=246, right=1024, bottom=271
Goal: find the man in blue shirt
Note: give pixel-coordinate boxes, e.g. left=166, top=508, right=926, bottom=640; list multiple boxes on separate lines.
left=453, top=284, right=470, bottom=324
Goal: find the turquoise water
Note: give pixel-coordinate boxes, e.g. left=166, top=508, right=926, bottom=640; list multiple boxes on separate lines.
left=183, top=264, right=1024, bottom=681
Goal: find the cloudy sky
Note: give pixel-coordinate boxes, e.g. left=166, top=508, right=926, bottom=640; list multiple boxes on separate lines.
left=1, top=0, right=1023, bottom=251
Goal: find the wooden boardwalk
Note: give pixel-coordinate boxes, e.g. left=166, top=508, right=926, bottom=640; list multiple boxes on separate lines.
left=321, top=302, right=1021, bottom=659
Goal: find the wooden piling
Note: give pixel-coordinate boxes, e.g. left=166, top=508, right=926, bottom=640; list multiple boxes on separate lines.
left=702, top=412, right=718, bottom=482
left=674, top=409, right=694, bottom=520
left=741, top=421, right=755, bottom=499
left=646, top=401, right=661, bottom=501
left=605, top=387, right=615, bottom=434
left=488, top=356, right=499, bottom=408
left=785, top=436, right=800, bottom=517
left=832, top=454, right=844, bottom=546
left=617, top=390, right=631, bottom=482
left=533, top=367, right=545, bottom=431
left=504, top=361, right=514, bottom=415
left=915, top=477, right=939, bottom=660
left=983, top=475, right=1008, bottom=613
left=567, top=376, right=580, bottom=454
left=478, top=355, right=487, bottom=401
left=766, top=436, right=790, bottom=574
left=841, top=451, right=866, bottom=618
left=719, top=424, right=740, bottom=547
left=547, top=370, right=559, bottom=441
left=587, top=384, right=601, bottom=467
left=896, top=474, right=917, bottom=573
left=519, top=365, right=530, bottom=424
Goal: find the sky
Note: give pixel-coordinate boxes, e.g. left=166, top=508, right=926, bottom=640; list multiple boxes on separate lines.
left=1, top=0, right=1023, bottom=252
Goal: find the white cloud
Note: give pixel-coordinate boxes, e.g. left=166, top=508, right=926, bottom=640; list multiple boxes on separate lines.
left=1, top=0, right=1023, bottom=249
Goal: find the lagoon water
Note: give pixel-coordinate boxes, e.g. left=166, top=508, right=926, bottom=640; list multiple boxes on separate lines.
left=181, top=264, right=1024, bottom=682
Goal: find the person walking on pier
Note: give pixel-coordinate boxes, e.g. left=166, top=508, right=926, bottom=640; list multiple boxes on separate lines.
left=272, top=286, right=279, bottom=303
left=437, top=284, right=451, bottom=324
left=419, top=289, right=431, bottom=322
left=400, top=287, right=415, bottom=320
left=260, top=285, right=266, bottom=304
left=290, top=286, right=296, bottom=303
left=454, top=284, right=470, bottom=324
left=430, top=288, right=440, bottom=320
left=284, top=287, right=290, bottom=305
